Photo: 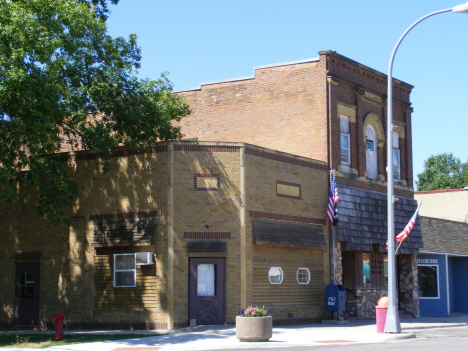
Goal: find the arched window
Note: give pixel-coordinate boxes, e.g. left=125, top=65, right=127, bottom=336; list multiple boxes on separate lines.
left=365, top=125, right=378, bottom=179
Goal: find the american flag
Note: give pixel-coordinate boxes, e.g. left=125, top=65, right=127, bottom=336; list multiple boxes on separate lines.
left=386, top=203, right=422, bottom=250
left=396, top=203, right=422, bottom=243
left=327, top=173, right=339, bottom=226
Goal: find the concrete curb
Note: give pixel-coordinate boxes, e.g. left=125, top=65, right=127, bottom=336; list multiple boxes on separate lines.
left=402, top=322, right=468, bottom=330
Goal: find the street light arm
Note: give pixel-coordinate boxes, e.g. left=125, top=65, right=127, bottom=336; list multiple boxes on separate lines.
left=388, top=8, right=452, bottom=80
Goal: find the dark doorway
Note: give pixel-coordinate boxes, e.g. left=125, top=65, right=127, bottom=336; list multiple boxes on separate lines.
left=189, top=257, right=225, bottom=325
left=14, top=262, right=40, bottom=325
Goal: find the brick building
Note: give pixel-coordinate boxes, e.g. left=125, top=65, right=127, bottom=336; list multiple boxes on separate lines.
left=0, top=142, right=330, bottom=329
left=0, top=51, right=423, bottom=329
left=415, top=188, right=468, bottom=316
left=177, top=50, right=423, bottom=319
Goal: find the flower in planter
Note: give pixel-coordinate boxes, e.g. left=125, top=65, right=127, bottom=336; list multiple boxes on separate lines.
left=238, top=306, right=270, bottom=317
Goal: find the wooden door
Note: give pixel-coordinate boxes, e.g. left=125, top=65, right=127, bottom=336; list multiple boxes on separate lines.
left=14, top=262, right=40, bottom=325
left=189, top=258, right=225, bottom=325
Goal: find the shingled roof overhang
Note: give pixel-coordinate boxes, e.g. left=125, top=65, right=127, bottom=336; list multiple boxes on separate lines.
left=336, top=185, right=423, bottom=255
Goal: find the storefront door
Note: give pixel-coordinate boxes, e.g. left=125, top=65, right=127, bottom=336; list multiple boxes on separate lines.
left=189, top=258, right=225, bottom=325
left=14, top=262, right=40, bottom=325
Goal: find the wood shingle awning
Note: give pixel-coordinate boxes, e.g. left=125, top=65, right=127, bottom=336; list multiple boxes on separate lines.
left=252, top=218, right=326, bottom=249
left=336, top=185, right=423, bottom=255
left=93, top=218, right=157, bottom=247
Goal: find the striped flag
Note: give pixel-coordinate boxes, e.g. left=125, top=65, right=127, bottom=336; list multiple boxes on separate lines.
left=386, top=203, right=422, bottom=250
left=327, top=173, right=339, bottom=226
left=396, top=203, right=422, bottom=243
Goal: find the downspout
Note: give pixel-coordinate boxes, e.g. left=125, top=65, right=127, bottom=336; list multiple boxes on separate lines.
left=325, top=57, right=336, bottom=285
left=240, top=146, right=247, bottom=309
left=167, top=144, right=174, bottom=329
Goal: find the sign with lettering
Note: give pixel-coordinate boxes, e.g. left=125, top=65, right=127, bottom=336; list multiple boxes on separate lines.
left=328, top=297, right=336, bottom=305
left=417, top=258, right=438, bottom=264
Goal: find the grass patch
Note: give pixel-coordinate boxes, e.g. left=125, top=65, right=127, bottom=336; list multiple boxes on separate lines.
left=0, top=333, right=158, bottom=349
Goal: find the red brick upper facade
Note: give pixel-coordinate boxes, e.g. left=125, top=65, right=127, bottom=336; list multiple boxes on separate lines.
left=177, top=51, right=415, bottom=197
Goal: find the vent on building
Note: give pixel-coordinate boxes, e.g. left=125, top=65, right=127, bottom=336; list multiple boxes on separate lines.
left=136, top=252, right=154, bottom=265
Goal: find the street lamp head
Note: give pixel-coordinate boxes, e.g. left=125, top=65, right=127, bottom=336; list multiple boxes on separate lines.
left=453, top=2, right=468, bottom=13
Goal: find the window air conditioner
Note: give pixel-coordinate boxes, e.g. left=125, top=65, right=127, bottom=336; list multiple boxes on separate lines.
left=136, top=252, right=154, bottom=265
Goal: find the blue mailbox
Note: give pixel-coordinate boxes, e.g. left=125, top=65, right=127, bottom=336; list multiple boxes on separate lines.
left=324, top=284, right=346, bottom=318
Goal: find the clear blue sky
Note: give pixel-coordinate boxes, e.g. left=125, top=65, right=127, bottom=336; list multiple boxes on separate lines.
left=106, top=0, right=468, bottom=189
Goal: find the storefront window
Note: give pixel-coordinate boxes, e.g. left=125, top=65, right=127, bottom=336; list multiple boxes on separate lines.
left=418, top=265, right=439, bottom=298
left=363, top=253, right=371, bottom=285
left=383, top=255, right=388, bottom=286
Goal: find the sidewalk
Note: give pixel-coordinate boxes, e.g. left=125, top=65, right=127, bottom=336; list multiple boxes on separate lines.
left=4, top=313, right=468, bottom=351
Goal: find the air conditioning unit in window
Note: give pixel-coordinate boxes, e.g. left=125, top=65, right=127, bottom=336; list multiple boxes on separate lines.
left=135, top=252, right=154, bottom=265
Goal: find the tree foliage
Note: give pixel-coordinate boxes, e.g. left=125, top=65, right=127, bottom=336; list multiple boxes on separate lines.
left=0, top=0, right=191, bottom=224
left=416, top=153, right=468, bottom=191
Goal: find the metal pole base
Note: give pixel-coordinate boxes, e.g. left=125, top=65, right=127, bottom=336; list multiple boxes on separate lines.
left=384, top=305, right=401, bottom=333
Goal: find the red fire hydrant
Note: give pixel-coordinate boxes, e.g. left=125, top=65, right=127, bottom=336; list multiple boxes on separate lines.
left=52, top=311, right=66, bottom=341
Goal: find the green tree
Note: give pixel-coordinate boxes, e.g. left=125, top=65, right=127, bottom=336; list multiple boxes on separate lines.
left=416, top=153, right=468, bottom=191
left=0, top=0, right=190, bottom=224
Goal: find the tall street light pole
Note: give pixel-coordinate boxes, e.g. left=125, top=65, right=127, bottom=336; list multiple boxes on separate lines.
left=385, top=2, right=468, bottom=333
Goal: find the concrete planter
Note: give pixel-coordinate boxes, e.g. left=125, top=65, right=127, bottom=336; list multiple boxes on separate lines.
left=236, top=315, right=272, bottom=342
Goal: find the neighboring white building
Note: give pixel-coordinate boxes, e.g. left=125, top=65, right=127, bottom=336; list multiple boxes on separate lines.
left=415, top=187, right=468, bottom=223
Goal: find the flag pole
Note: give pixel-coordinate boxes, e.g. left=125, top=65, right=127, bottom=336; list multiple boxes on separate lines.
left=394, top=240, right=403, bottom=256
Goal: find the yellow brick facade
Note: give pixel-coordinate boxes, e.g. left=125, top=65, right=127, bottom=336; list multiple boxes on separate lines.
left=0, top=141, right=329, bottom=329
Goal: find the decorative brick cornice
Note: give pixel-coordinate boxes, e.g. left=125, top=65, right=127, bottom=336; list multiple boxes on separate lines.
left=90, top=210, right=162, bottom=221
left=249, top=210, right=325, bottom=225
left=175, top=145, right=240, bottom=153
left=184, top=232, right=231, bottom=239
left=323, top=52, right=413, bottom=94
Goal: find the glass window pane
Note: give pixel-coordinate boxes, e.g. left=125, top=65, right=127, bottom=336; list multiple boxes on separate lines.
left=392, top=131, right=399, bottom=148
left=115, top=255, right=135, bottom=270
left=21, top=286, right=34, bottom=299
left=115, top=271, right=135, bottom=287
left=366, top=140, right=374, bottom=152
left=340, top=134, right=349, bottom=149
left=341, top=133, right=350, bottom=164
left=383, top=255, right=388, bottom=286
left=297, top=268, right=310, bottom=284
left=197, top=264, right=215, bottom=296
left=393, top=149, right=399, bottom=165
left=363, top=253, right=371, bottom=285
left=268, top=267, right=283, bottom=284
left=418, top=266, right=438, bottom=298
left=340, top=116, right=349, bottom=133
left=28, top=272, right=34, bottom=283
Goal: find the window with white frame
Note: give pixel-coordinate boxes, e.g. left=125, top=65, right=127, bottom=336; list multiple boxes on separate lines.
left=418, top=265, right=439, bottom=298
left=340, top=115, right=350, bottom=165
left=114, top=253, right=136, bottom=287
left=392, top=132, right=400, bottom=181
left=296, top=268, right=310, bottom=284
left=268, top=267, right=283, bottom=284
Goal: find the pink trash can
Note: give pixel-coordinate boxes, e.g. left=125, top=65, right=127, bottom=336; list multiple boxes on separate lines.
left=375, top=297, right=388, bottom=333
